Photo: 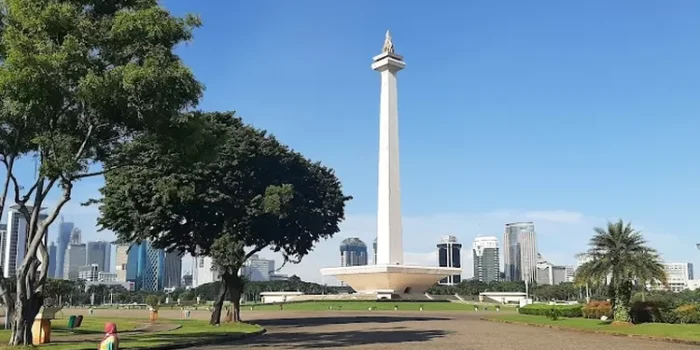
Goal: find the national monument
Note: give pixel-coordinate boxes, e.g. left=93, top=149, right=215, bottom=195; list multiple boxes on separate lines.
left=320, top=31, right=461, bottom=298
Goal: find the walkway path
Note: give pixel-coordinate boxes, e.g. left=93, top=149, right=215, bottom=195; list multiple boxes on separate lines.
left=199, top=311, right=698, bottom=349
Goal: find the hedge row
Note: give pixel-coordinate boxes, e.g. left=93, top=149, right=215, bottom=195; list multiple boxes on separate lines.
left=630, top=301, right=700, bottom=324
left=518, top=304, right=583, bottom=317
left=521, top=301, right=700, bottom=324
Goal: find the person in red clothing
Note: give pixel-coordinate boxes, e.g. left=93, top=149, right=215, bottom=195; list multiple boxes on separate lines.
left=99, top=322, right=119, bottom=350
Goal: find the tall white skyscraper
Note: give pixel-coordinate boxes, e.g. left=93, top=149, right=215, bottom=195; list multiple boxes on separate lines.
left=63, top=243, right=87, bottom=280
left=662, top=263, right=694, bottom=292
left=193, top=255, right=219, bottom=287
left=503, top=222, right=537, bottom=283
left=114, top=244, right=130, bottom=282
left=3, top=205, right=49, bottom=278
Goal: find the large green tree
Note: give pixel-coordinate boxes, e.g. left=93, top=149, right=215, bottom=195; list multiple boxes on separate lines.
left=575, top=220, right=666, bottom=323
left=96, top=112, right=351, bottom=325
left=0, top=0, right=202, bottom=345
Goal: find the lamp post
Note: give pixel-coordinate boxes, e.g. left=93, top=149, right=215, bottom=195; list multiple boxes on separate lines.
left=525, top=279, right=529, bottom=304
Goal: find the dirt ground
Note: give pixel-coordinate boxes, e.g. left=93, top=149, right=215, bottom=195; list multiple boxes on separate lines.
left=47, top=308, right=692, bottom=349
left=205, top=311, right=692, bottom=350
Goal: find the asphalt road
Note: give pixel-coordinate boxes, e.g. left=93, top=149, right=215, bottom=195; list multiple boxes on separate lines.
left=199, top=311, right=690, bottom=349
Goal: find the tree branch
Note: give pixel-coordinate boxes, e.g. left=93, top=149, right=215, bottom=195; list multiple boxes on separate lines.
left=244, top=246, right=266, bottom=260
left=71, top=166, right=120, bottom=180
left=73, top=123, right=94, bottom=162
left=19, top=182, right=72, bottom=281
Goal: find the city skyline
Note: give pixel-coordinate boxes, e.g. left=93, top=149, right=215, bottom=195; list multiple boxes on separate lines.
left=4, top=1, right=700, bottom=284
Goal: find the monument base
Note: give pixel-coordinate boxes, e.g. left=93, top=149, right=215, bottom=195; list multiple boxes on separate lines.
left=320, top=264, right=461, bottom=298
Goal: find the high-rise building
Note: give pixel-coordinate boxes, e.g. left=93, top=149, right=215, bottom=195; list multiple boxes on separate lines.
left=86, top=241, right=111, bottom=272
left=64, top=243, right=87, bottom=280
left=340, top=238, right=368, bottom=267
left=3, top=205, right=49, bottom=278
left=70, top=227, right=81, bottom=245
left=241, top=254, right=275, bottom=282
left=129, top=242, right=172, bottom=292
left=97, top=271, right=118, bottom=282
left=503, top=222, right=537, bottom=283
left=193, top=255, right=218, bottom=287
left=472, top=236, right=499, bottom=283
left=163, top=251, right=182, bottom=288
left=114, top=244, right=130, bottom=282
left=78, top=263, right=100, bottom=282
left=48, top=242, right=57, bottom=279
left=536, top=255, right=567, bottom=285
left=55, top=219, right=74, bottom=279
left=0, top=224, right=7, bottom=275
left=565, top=266, right=575, bottom=282
left=661, top=263, right=694, bottom=292
left=182, top=273, right=193, bottom=287
left=437, top=235, right=462, bottom=285
left=373, top=237, right=377, bottom=265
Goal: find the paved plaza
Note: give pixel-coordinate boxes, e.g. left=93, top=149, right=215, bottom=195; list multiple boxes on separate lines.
left=200, top=311, right=693, bottom=350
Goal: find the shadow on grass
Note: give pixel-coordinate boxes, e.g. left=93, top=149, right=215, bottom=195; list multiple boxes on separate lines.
left=125, top=328, right=448, bottom=349
left=118, top=331, right=251, bottom=349
left=252, top=316, right=450, bottom=328
left=234, top=329, right=448, bottom=349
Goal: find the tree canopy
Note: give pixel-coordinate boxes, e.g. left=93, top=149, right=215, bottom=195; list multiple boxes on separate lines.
left=96, top=111, right=352, bottom=323
left=0, top=0, right=203, bottom=345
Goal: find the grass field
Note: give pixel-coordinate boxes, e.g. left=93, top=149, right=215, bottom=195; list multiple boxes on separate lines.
left=0, top=317, right=143, bottom=343
left=488, top=314, right=700, bottom=342
left=249, top=301, right=515, bottom=312
left=0, top=317, right=262, bottom=350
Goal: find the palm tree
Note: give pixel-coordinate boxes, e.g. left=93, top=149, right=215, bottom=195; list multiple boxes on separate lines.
left=574, top=220, right=666, bottom=323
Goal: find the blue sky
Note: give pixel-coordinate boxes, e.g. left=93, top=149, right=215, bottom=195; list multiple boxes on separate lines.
left=5, top=1, right=700, bottom=282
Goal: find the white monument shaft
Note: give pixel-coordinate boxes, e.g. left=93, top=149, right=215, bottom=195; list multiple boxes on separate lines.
left=320, top=31, right=460, bottom=297
left=373, top=51, right=405, bottom=266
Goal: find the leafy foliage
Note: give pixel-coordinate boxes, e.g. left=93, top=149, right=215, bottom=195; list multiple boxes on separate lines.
left=97, top=111, right=351, bottom=324
left=145, top=295, right=161, bottom=310
left=581, top=300, right=612, bottom=319
left=518, top=304, right=583, bottom=318
left=0, top=0, right=204, bottom=345
left=427, top=279, right=525, bottom=299
left=672, top=304, right=700, bottom=324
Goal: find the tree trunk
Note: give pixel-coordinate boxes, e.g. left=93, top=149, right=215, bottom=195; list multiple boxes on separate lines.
left=10, top=272, right=43, bottom=346
left=222, top=272, right=244, bottom=323
left=209, top=281, right=228, bottom=326
left=221, top=274, right=243, bottom=322
left=613, top=295, right=631, bottom=323
left=231, top=282, right=242, bottom=323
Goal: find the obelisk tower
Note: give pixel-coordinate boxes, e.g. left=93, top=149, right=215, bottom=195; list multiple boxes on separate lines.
left=372, top=30, right=405, bottom=266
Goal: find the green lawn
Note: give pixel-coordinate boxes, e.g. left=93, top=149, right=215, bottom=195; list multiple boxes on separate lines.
left=0, top=318, right=262, bottom=350
left=0, top=317, right=143, bottom=344
left=248, top=301, right=515, bottom=312
left=488, top=314, right=700, bottom=342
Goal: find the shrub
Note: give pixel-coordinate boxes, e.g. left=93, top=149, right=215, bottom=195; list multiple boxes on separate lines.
left=145, top=295, right=161, bottom=310
left=518, top=304, right=582, bottom=318
left=674, top=304, right=700, bottom=324
left=545, top=308, right=561, bottom=320
left=581, top=300, right=612, bottom=319
left=630, top=300, right=676, bottom=324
